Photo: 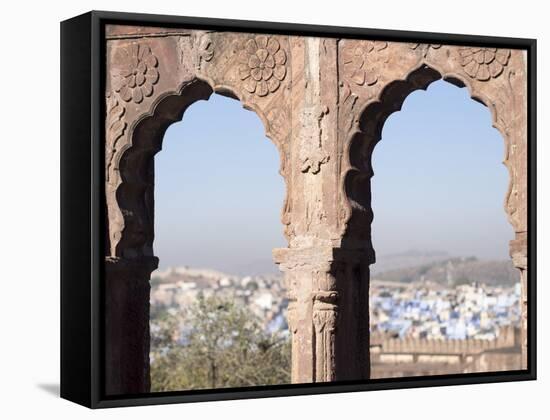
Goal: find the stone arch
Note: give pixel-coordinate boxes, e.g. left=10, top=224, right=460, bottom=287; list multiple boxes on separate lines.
left=113, top=78, right=212, bottom=258
left=103, top=30, right=298, bottom=395
left=339, top=48, right=527, bottom=371
left=343, top=62, right=513, bottom=252
left=109, top=77, right=290, bottom=260
left=105, top=75, right=291, bottom=396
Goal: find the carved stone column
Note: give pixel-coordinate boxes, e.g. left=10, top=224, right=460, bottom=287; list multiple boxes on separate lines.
left=274, top=247, right=372, bottom=382
left=272, top=35, right=375, bottom=383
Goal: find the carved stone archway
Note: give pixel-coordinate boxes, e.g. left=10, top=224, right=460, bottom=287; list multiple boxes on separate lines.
left=104, top=26, right=528, bottom=395
left=338, top=41, right=527, bottom=373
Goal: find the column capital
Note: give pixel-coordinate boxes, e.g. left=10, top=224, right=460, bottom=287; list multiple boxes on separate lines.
left=272, top=246, right=374, bottom=270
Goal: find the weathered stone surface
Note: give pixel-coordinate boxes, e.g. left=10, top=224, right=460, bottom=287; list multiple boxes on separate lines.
left=104, top=25, right=529, bottom=393
left=104, top=256, right=158, bottom=395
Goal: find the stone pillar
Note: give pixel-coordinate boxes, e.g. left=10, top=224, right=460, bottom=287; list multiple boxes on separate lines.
left=505, top=50, right=528, bottom=370
left=104, top=256, right=158, bottom=395
left=272, top=35, right=375, bottom=383
left=510, top=232, right=528, bottom=369
left=274, top=247, right=372, bottom=383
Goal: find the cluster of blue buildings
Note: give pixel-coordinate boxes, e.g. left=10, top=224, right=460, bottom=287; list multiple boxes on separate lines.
left=370, top=282, right=521, bottom=340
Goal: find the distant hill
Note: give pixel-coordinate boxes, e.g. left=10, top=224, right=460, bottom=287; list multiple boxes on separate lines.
left=150, top=266, right=238, bottom=287
left=231, top=258, right=281, bottom=276
left=371, top=250, right=450, bottom=275
left=152, top=250, right=520, bottom=288
left=373, top=256, right=520, bottom=287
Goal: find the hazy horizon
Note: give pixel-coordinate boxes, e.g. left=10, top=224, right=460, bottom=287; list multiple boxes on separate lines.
left=153, top=80, right=514, bottom=274
left=152, top=250, right=515, bottom=278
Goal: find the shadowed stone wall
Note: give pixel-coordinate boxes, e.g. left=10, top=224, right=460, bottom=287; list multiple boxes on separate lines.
left=370, top=326, right=522, bottom=378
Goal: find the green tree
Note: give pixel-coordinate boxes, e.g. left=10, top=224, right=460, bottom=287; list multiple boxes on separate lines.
left=150, top=294, right=291, bottom=392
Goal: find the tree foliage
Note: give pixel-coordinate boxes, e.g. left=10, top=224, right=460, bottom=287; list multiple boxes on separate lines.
left=150, top=293, right=291, bottom=392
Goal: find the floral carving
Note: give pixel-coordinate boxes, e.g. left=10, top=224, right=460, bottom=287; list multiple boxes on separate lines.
left=198, top=34, right=214, bottom=63
left=192, top=32, right=214, bottom=71
left=301, top=148, right=330, bottom=174
left=410, top=43, right=442, bottom=57
left=342, top=41, right=388, bottom=86
left=459, top=47, right=511, bottom=81
left=238, top=35, right=287, bottom=97
left=105, top=92, right=127, bottom=181
left=339, top=81, right=359, bottom=133
left=300, top=106, right=330, bottom=175
left=112, top=44, right=159, bottom=104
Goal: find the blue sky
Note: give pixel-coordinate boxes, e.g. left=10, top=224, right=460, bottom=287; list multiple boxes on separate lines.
left=153, top=80, right=513, bottom=273
left=154, top=93, right=286, bottom=273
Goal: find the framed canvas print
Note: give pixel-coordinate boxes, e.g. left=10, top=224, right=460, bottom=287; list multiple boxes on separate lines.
left=60, top=10, right=536, bottom=408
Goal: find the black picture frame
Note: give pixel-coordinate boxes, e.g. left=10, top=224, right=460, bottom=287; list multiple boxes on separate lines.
left=60, top=10, right=537, bottom=409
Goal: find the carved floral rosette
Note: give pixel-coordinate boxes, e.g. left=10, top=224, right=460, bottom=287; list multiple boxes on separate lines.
left=459, top=47, right=511, bottom=81
left=104, top=42, right=162, bottom=256
left=338, top=39, right=390, bottom=136
left=111, top=43, right=159, bottom=104
left=341, top=40, right=388, bottom=87
left=106, top=42, right=160, bottom=181
left=237, top=35, right=287, bottom=97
